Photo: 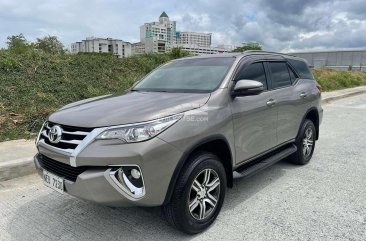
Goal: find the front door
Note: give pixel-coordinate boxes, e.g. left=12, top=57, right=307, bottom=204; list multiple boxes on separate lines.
left=230, top=61, right=277, bottom=165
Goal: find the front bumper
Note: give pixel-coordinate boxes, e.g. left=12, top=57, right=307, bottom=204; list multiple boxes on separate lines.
left=34, top=137, right=183, bottom=207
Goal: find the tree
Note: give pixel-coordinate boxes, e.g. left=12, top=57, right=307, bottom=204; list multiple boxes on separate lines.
left=231, top=42, right=262, bottom=52
left=6, top=34, right=32, bottom=53
left=170, top=47, right=190, bottom=58
left=35, top=36, right=64, bottom=54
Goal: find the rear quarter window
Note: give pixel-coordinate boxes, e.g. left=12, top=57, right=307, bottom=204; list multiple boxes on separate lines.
left=288, top=59, right=314, bottom=79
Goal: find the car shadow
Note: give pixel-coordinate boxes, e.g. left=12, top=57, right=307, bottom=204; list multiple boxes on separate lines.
left=6, top=160, right=299, bottom=241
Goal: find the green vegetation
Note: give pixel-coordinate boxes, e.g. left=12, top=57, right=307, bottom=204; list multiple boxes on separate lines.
left=0, top=48, right=189, bottom=141
left=312, top=68, right=366, bottom=91
left=170, top=47, right=190, bottom=58
left=231, top=42, right=262, bottom=52
left=6, top=34, right=33, bottom=54
left=34, top=36, right=65, bottom=54
left=6, top=34, right=65, bottom=54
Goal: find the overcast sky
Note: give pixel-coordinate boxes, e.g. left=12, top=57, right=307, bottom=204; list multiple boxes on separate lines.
left=1, top=0, right=366, bottom=52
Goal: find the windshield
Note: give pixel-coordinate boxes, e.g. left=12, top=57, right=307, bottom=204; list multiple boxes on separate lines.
left=133, top=57, right=235, bottom=93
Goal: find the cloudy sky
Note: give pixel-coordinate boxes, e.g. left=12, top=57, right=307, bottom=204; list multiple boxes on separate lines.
left=1, top=0, right=366, bottom=52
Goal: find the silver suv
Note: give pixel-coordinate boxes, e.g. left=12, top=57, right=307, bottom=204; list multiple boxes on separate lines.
left=34, top=51, right=323, bottom=234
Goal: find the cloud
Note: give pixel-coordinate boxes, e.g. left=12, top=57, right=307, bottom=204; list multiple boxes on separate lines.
left=0, top=0, right=365, bottom=52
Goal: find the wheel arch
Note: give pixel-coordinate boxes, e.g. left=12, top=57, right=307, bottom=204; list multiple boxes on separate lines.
left=163, top=134, right=234, bottom=205
left=299, top=107, right=320, bottom=140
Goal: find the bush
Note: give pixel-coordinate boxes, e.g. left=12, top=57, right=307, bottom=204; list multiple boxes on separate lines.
left=312, top=68, right=366, bottom=91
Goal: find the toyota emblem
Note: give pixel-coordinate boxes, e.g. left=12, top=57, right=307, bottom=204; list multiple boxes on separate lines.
left=48, top=125, right=63, bottom=143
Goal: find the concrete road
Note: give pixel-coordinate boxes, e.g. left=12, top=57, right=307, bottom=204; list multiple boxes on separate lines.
left=1, top=94, right=366, bottom=241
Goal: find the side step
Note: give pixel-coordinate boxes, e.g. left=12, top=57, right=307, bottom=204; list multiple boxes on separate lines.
left=233, top=144, right=297, bottom=179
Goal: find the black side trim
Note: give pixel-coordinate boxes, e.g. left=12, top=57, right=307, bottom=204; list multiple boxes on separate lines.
left=234, top=144, right=297, bottom=179
left=234, top=140, right=294, bottom=168
left=163, top=134, right=233, bottom=205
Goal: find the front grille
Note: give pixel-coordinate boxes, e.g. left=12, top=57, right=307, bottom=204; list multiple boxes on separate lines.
left=38, top=154, right=88, bottom=182
left=39, top=122, right=93, bottom=151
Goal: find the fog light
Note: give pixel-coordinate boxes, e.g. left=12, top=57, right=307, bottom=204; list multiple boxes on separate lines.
left=131, top=168, right=141, bottom=179
left=109, top=166, right=145, bottom=199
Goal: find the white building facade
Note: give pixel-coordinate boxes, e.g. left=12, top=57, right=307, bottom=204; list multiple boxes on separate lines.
left=176, top=32, right=212, bottom=47
left=173, top=44, right=230, bottom=56
left=71, top=37, right=132, bottom=58
left=131, top=42, right=146, bottom=55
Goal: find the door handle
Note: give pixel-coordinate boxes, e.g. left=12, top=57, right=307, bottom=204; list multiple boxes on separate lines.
left=266, top=99, right=276, bottom=107
left=300, top=92, right=307, bottom=98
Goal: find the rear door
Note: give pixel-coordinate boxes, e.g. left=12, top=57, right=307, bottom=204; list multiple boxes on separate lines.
left=266, top=59, right=309, bottom=144
left=230, top=58, right=277, bottom=164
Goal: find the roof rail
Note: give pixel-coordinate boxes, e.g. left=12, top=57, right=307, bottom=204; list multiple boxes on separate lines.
left=243, top=50, right=298, bottom=58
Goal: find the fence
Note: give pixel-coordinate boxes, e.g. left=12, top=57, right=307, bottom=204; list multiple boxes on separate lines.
left=288, top=50, right=366, bottom=71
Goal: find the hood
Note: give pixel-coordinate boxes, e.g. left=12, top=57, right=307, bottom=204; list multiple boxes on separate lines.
left=48, top=91, right=210, bottom=127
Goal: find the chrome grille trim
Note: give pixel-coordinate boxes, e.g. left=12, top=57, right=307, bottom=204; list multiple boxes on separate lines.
left=62, top=130, right=89, bottom=136
left=40, top=122, right=92, bottom=151
left=59, top=139, right=82, bottom=145
left=38, top=139, right=74, bottom=155
left=45, top=123, right=89, bottom=136
left=37, top=122, right=107, bottom=167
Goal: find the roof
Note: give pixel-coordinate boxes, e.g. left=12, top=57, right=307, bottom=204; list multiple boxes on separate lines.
left=160, top=11, right=169, bottom=18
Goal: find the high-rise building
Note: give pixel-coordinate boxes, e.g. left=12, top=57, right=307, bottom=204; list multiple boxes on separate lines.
left=139, top=11, right=177, bottom=53
left=129, top=11, right=234, bottom=56
left=71, top=37, right=132, bottom=58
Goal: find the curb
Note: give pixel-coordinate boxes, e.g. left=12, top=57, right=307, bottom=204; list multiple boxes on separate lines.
left=322, top=89, right=366, bottom=104
left=0, top=157, right=35, bottom=182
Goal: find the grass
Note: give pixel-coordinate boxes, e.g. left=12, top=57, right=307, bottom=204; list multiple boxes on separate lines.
left=0, top=51, right=365, bottom=142
left=312, top=68, right=366, bottom=91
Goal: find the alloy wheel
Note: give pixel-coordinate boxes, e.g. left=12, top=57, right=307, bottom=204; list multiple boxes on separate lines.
left=302, top=127, right=314, bottom=157
left=188, top=169, right=220, bottom=220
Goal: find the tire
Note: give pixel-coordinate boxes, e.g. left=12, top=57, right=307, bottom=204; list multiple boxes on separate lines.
left=289, top=119, right=316, bottom=165
left=163, top=151, right=227, bottom=234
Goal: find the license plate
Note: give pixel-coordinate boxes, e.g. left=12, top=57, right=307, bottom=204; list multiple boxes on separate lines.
left=43, top=170, right=64, bottom=193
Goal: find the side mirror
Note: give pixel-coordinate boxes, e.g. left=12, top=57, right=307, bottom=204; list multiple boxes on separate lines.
left=231, top=79, right=264, bottom=97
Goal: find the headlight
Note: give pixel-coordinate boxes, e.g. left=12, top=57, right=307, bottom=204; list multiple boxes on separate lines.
left=96, top=114, right=183, bottom=143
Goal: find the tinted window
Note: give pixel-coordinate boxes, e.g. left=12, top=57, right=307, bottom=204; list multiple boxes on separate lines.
left=235, top=62, right=267, bottom=89
left=288, top=66, right=297, bottom=82
left=268, top=62, right=291, bottom=89
left=133, top=57, right=235, bottom=92
left=287, top=59, right=314, bottom=79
